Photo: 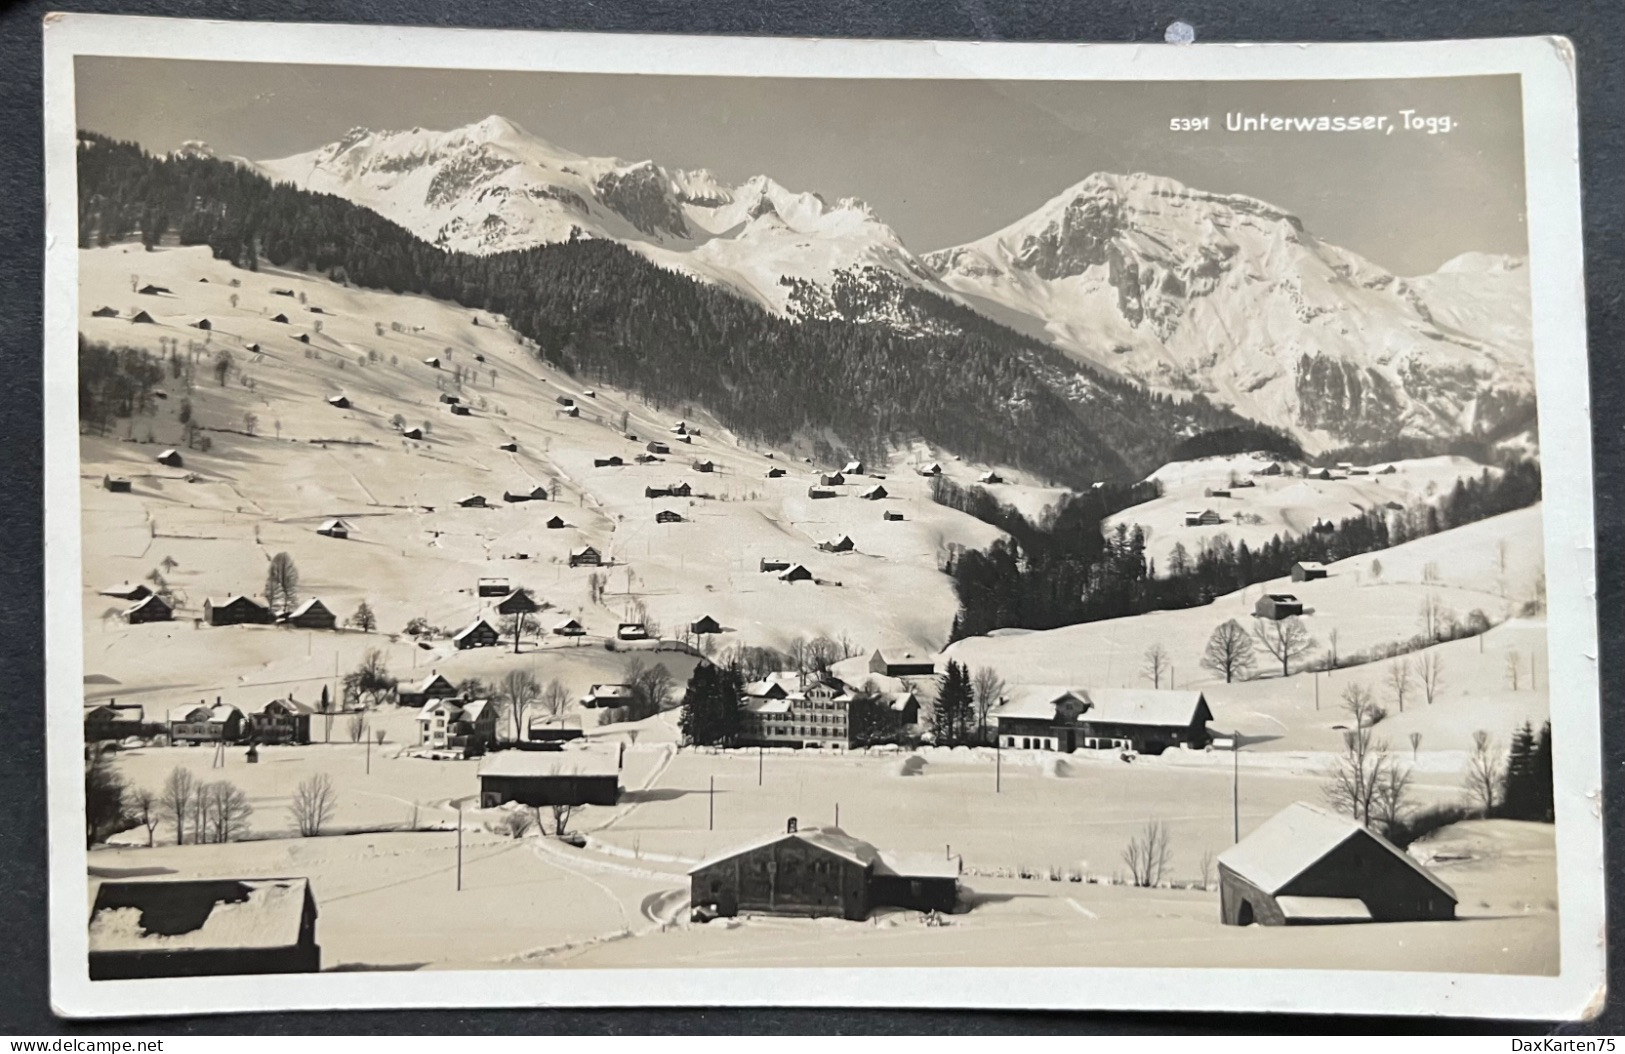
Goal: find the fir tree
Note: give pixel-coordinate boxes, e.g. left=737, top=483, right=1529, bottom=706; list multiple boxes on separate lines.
left=678, top=662, right=743, bottom=747
left=932, top=660, right=975, bottom=747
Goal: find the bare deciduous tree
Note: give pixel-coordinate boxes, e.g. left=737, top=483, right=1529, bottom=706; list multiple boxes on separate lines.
left=289, top=773, right=337, bottom=837
left=1141, top=643, right=1170, bottom=689
left=1200, top=619, right=1256, bottom=683
left=552, top=803, right=577, bottom=838
left=160, top=766, right=197, bottom=846
left=201, top=781, right=253, bottom=843
left=972, top=667, right=1007, bottom=743
left=1418, top=592, right=1447, bottom=642
left=500, top=669, right=541, bottom=743
left=127, top=786, right=160, bottom=847
left=540, top=678, right=571, bottom=720
left=1464, top=730, right=1503, bottom=816
left=1122, top=819, right=1173, bottom=888
left=1418, top=652, right=1445, bottom=705
left=1385, top=656, right=1414, bottom=713
left=1198, top=848, right=1216, bottom=892
left=1252, top=616, right=1316, bottom=677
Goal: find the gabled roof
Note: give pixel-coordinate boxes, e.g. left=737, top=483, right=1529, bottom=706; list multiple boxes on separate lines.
left=89, top=878, right=313, bottom=953
left=318, top=518, right=353, bottom=532
left=1217, top=802, right=1456, bottom=900
left=166, top=702, right=241, bottom=724
left=993, top=685, right=1211, bottom=728
left=284, top=598, right=332, bottom=619
left=252, top=697, right=316, bottom=716
left=583, top=683, right=635, bottom=700
left=1295, top=561, right=1328, bottom=571
left=126, top=595, right=170, bottom=616
left=452, top=618, right=496, bottom=641
left=554, top=617, right=583, bottom=630
left=477, top=750, right=619, bottom=779
left=461, top=699, right=495, bottom=723
left=688, top=825, right=881, bottom=875
left=570, top=545, right=599, bottom=557
left=414, top=673, right=455, bottom=695
left=85, top=702, right=145, bottom=722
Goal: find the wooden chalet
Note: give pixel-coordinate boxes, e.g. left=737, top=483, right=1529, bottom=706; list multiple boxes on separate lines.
left=449, top=404, right=471, bottom=416
left=166, top=701, right=245, bottom=745
left=89, top=878, right=320, bottom=980
left=316, top=518, right=352, bottom=539
left=90, top=305, right=120, bottom=318
left=282, top=598, right=336, bottom=630
left=859, top=484, right=888, bottom=500
left=124, top=594, right=173, bottom=624
left=807, top=486, right=835, bottom=500
left=778, top=564, right=814, bottom=583
left=993, top=686, right=1213, bottom=755
left=1253, top=593, right=1305, bottom=619
left=452, top=618, right=500, bottom=651
left=917, top=462, right=942, bottom=476
left=547, top=515, right=568, bottom=530
left=1291, top=561, right=1330, bottom=582
left=457, top=494, right=487, bottom=508
left=1217, top=803, right=1456, bottom=926
left=326, top=395, right=349, bottom=409
left=1183, top=509, right=1222, bottom=526
left=594, top=456, right=624, bottom=468
left=819, top=472, right=846, bottom=486
left=568, top=545, right=602, bottom=567
left=502, top=488, right=532, bottom=503
left=84, top=702, right=146, bottom=742
left=1259, top=462, right=1283, bottom=476
left=979, top=471, right=1004, bottom=484
left=477, top=750, right=620, bottom=808
left=398, top=672, right=457, bottom=709
left=553, top=618, right=586, bottom=637
left=688, top=819, right=960, bottom=921
left=820, top=534, right=855, bottom=553
left=842, top=460, right=865, bottom=475
left=765, top=467, right=787, bottom=479
left=129, top=310, right=156, bottom=324
left=882, top=510, right=904, bottom=521
left=646, top=441, right=671, bottom=455
left=246, top=698, right=314, bottom=744
left=616, top=622, right=650, bottom=641
left=690, top=615, right=723, bottom=635
left=693, top=459, right=716, bottom=473
left=655, top=510, right=685, bottom=524
left=103, top=475, right=133, bottom=493
left=580, top=684, right=635, bottom=708
left=204, top=595, right=274, bottom=627
left=529, top=484, right=549, bottom=501
left=156, top=449, right=184, bottom=468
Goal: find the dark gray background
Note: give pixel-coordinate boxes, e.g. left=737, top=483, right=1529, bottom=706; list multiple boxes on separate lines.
left=2, top=0, right=1619, bottom=1036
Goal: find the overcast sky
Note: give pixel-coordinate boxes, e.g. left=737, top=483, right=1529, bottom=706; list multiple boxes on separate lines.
left=76, top=58, right=1527, bottom=275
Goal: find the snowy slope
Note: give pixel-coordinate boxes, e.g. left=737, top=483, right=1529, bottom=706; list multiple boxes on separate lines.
left=925, top=173, right=1534, bottom=449
left=253, top=117, right=944, bottom=317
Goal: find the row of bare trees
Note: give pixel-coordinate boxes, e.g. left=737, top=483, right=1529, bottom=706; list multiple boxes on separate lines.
left=127, top=767, right=254, bottom=846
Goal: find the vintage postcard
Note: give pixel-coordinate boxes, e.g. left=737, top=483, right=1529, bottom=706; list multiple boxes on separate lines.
left=42, top=15, right=1601, bottom=1019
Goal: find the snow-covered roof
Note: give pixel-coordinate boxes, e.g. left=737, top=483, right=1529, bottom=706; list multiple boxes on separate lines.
left=318, top=518, right=353, bottom=531
left=461, top=699, right=494, bottom=723
left=993, top=686, right=1210, bottom=728
left=251, top=697, right=316, bottom=716
left=414, top=673, right=455, bottom=695
left=570, top=545, right=599, bottom=557
left=1295, top=561, right=1328, bottom=571
left=166, top=703, right=241, bottom=724
left=778, top=564, right=812, bottom=580
left=554, top=618, right=583, bottom=630
left=85, top=703, right=144, bottom=722
left=744, top=697, right=793, bottom=715
left=477, top=750, right=619, bottom=780
left=100, top=583, right=149, bottom=599
left=452, top=618, right=494, bottom=641
left=1217, top=802, right=1456, bottom=900
left=875, top=848, right=961, bottom=880
left=89, top=878, right=313, bottom=953
left=582, top=683, right=635, bottom=701
left=158, top=449, right=179, bottom=459
left=284, top=598, right=330, bottom=619
left=417, top=698, right=459, bottom=719
left=126, top=595, right=168, bottom=615
left=688, top=825, right=880, bottom=875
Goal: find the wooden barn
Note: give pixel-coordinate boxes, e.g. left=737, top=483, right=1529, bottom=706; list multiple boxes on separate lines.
left=882, top=510, right=905, bottom=521
left=647, top=441, right=671, bottom=455
left=91, top=305, right=120, bottom=318
left=439, top=394, right=460, bottom=405
left=693, top=459, right=716, bottom=473
left=1259, top=462, right=1283, bottom=476
left=89, top=878, right=320, bottom=980
left=124, top=594, right=172, bottom=624
left=859, top=485, right=888, bottom=500
left=580, top=683, right=635, bottom=708
left=398, top=672, right=457, bottom=709
left=129, top=310, right=156, bottom=324
left=246, top=698, right=314, bottom=745
left=655, top=510, right=684, bottom=524
left=765, top=467, right=786, bottom=479
left=84, top=702, right=146, bottom=742
left=807, top=486, right=835, bottom=500
left=477, top=577, right=511, bottom=598
left=547, top=515, right=568, bottom=530
left=281, top=598, right=336, bottom=631
left=315, top=519, right=352, bottom=539
left=156, top=449, right=184, bottom=468
left=1184, top=509, right=1222, bottom=527
left=137, top=284, right=171, bottom=296
left=167, top=701, right=245, bottom=745
left=917, top=462, right=942, bottom=476
left=992, top=686, right=1213, bottom=755
left=867, top=650, right=936, bottom=678
left=510, top=495, right=539, bottom=510
left=819, top=472, right=846, bottom=486
left=478, top=750, right=621, bottom=808
left=525, top=718, right=585, bottom=746
left=457, top=494, right=487, bottom=508
left=1291, top=561, right=1330, bottom=582
left=759, top=558, right=790, bottom=573
left=556, top=395, right=574, bottom=407
left=842, top=460, right=865, bottom=475
left=568, top=545, right=601, bottom=567
left=778, top=564, right=814, bottom=583
left=1253, top=593, right=1305, bottom=620
left=103, top=475, right=132, bottom=493
left=270, top=313, right=291, bottom=324
left=979, top=471, right=1004, bottom=484
left=324, top=394, right=350, bottom=409
left=423, top=356, right=440, bottom=368
left=449, top=404, right=471, bottom=416
left=204, top=595, right=274, bottom=627
left=452, top=618, right=500, bottom=650
left=820, top=534, right=855, bottom=553
left=529, top=484, right=549, bottom=501
left=401, top=427, right=424, bottom=440
left=690, top=615, right=723, bottom=635
left=594, top=456, right=624, bottom=468
left=616, top=622, right=650, bottom=641
left=1217, top=803, right=1457, bottom=926
left=553, top=618, right=586, bottom=637
left=688, top=820, right=961, bottom=921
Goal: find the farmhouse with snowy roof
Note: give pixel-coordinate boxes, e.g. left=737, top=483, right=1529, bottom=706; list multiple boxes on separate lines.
left=992, top=686, right=1213, bottom=755
left=1254, top=593, right=1305, bottom=620
left=315, top=518, right=352, bottom=539
left=398, top=672, right=457, bottom=709
left=580, top=684, right=635, bottom=708
left=89, top=878, right=320, bottom=979
left=689, top=818, right=960, bottom=922
left=568, top=545, right=601, bottom=567
left=452, top=618, right=499, bottom=650
left=203, top=594, right=274, bottom=627
left=123, top=594, right=172, bottom=624
left=1217, top=802, right=1456, bottom=926
left=477, top=750, right=621, bottom=808
left=1291, top=561, right=1329, bottom=582
left=246, top=697, right=315, bottom=745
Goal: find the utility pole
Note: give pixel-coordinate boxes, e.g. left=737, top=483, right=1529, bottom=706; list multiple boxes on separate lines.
left=365, top=720, right=371, bottom=775
left=995, top=737, right=1001, bottom=793
left=708, top=776, right=714, bottom=831
left=758, top=744, right=763, bottom=786
left=1314, top=671, right=1320, bottom=710
left=835, top=802, right=840, bottom=828
left=1232, top=731, right=1241, bottom=844
left=456, top=800, right=464, bottom=891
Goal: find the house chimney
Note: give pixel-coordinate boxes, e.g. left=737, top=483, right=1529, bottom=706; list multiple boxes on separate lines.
left=787, top=817, right=798, bottom=833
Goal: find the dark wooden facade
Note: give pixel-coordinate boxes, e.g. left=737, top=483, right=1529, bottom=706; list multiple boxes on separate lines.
left=453, top=619, right=500, bottom=650
left=1253, top=594, right=1304, bottom=619
left=89, top=879, right=319, bottom=979
left=1219, top=836, right=1457, bottom=927
left=205, top=596, right=274, bottom=626
left=479, top=773, right=620, bottom=808
left=691, top=836, right=874, bottom=921
left=283, top=599, right=336, bottom=630
left=248, top=701, right=312, bottom=745
left=125, top=595, right=173, bottom=624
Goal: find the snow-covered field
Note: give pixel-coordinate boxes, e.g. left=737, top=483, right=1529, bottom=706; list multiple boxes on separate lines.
left=79, top=243, right=1555, bottom=978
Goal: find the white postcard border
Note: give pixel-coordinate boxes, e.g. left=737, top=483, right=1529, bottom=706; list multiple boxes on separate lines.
left=41, top=15, right=1602, bottom=1021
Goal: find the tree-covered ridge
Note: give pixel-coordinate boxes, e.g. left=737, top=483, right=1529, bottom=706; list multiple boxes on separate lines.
left=943, top=457, right=1543, bottom=640
left=77, top=132, right=1272, bottom=486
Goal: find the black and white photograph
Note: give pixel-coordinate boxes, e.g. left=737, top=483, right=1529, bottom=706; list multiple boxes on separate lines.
left=41, top=16, right=1601, bottom=1020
